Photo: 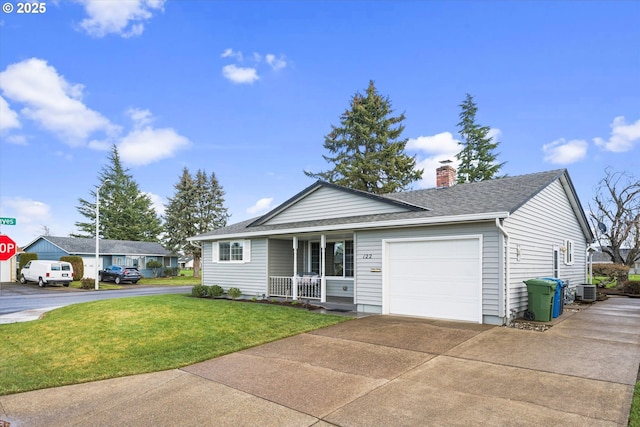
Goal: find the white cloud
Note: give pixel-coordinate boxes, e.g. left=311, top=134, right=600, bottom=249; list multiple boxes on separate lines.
left=145, top=192, right=165, bottom=216
left=265, top=54, right=287, bottom=71
left=593, top=116, right=640, bottom=153
left=0, top=96, right=20, bottom=131
left=0, top=58, right=117, bottom=145
left=406, top=132, right=461, bottom=189
left=247, top=197, right=274, bottom=215
left=487, top=127, right=502, bottom=141
left=127, top=107, right=154, bottom=128
left=2, top=197, right=51, bottom=222
left=118, top=125, right=190, bottom=166
left=221, top=48, right=243, bottom=61
left=74, top=0, right=165, bottom=38
left=542, top=138, right=588, bottom=164
left=220, top=49, right=287, bottom=84
left=1, top=197, right=53, bottom=244
left=407, top=131, right=460, bottom=154
left=222, top=64, right=259, bottom=84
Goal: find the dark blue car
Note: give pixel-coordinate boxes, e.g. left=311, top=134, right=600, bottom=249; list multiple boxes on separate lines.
left=99, top=265, right=142, bottom=284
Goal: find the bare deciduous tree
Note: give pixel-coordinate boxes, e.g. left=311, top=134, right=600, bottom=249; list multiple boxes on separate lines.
left=589, top=168, right=640, bottom=267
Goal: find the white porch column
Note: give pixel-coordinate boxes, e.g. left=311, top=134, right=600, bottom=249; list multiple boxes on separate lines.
left=292, top=237, right=298, bottom=300
left=320, top=235, right=326, bottom=303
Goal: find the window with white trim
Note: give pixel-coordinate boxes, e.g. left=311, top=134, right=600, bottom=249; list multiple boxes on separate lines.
left=309, top=240, right=354, bottom=277
left=564, top=239, right=574, bottom=265
left=214, top=240, right=251, bottom=262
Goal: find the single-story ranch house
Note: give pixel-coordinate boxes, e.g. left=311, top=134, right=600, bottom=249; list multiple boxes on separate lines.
left=21, top=236, right=178, bottom=279
left=190, top=167, right=593, bottom=325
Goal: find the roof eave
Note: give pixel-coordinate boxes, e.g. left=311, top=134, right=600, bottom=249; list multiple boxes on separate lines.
left=189, top=212, right=511, bottom=241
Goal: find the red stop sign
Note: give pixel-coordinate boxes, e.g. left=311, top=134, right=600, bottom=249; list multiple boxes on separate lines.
left=0, top=235, right=17, bottom=261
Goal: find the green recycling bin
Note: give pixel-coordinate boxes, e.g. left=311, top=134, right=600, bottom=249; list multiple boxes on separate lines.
left=524, top=279, right=557, bottom=322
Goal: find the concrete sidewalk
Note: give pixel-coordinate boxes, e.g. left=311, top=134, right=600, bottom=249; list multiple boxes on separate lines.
left=1, top=296, right=639, bottom=426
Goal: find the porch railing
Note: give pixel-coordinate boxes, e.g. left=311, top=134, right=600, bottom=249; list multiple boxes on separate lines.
left=269, top=276, right=293, bottom=298
left=268, top=276, right=321, bottom=300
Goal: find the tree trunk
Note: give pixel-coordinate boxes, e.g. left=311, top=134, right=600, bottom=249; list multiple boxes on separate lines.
left=193, top=254, right=201, bottom=278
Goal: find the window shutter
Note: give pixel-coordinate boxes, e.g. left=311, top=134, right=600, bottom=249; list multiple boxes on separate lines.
left=243, top=240, right=251, bottom=262
left=212, top=242, right=219, bottom=263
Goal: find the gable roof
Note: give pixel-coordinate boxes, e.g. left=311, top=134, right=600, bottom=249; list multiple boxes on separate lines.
left=249, top=180, right=428, bottom=226
left=24, top=236, right=173, bottom=256
left=190, top=169, right=593, bottom=241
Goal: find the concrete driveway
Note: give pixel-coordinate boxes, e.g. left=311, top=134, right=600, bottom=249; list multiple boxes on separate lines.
left=1, top=297, right=639, bottom=426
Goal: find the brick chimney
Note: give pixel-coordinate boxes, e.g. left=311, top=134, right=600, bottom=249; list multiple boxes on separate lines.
left=436, top=164, right=456, bottom=188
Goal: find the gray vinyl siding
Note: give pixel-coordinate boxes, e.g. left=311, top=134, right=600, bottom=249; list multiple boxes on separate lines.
left=201, top=239, right=268, bottom=297
left=355, top=223, right=500, bottom=320
left=23, top=239, right=68, bottom=260
left=268, top=239, right=293, bottom=276
left=264, top=186, right=409, bottom=225
left=505, top=180, right=589, bottom=315
left=326, top=278, right=354, bottom=297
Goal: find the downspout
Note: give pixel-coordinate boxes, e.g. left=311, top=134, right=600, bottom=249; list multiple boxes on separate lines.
left=496, top=218, right=511, bottom=324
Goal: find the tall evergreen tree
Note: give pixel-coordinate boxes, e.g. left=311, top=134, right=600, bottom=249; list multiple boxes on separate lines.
left=163, top=167, right=229, bottom=278
left=455, top=93, right=505, bottom=183
left=73, top=145, right=163, bottom=241
left=305, top=80, right=422, bottom=194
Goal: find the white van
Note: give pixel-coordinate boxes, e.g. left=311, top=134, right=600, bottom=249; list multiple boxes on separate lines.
left=20, top=260, right=74, bottom=287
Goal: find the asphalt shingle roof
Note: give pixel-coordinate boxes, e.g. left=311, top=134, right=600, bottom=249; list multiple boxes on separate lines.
left=40, top=236, right=172, bottom=256
left=194, top=169, right=573, bottom=240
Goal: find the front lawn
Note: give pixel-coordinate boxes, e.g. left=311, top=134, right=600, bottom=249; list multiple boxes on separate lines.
left=0, top=295, right=348, bottom=395
left=631, top=381, right=640, bottom=427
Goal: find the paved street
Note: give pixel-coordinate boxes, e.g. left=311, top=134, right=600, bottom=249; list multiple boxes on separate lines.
left=0, top=282, right=193, bottom=318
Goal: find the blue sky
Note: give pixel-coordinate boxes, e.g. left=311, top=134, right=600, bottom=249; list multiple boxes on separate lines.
left=0, top=0, right=639, bottom=247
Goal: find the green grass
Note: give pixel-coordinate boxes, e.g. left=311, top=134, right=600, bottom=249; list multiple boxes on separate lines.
left=0, top=294, right=348, bottom=395
left=592, top=274, right=640, bottom=288
left=631, top=381, right=640, bottom=427
left=67, top=270, right=200, bottom=289
left=138, top=274, right=200, bottom=286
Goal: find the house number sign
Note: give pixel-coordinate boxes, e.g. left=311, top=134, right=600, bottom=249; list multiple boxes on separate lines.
left=362, top=254, right=372, bottom=259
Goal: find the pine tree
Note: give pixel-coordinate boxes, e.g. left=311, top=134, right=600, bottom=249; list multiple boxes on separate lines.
left=455, top=94, right=505, bottom=183
left=163, top=168, right=229, bottom=278
left=305, top=80, right=422, bottom=194
left=73, top=145, right=162, bottom=241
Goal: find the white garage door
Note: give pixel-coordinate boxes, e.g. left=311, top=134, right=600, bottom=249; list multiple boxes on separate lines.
left=384, top=236, right=482, bottom=323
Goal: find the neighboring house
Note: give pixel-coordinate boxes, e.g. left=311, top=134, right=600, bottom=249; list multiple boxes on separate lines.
left=591, top=249, right=639, bottom=274
left=189, top=168, right=593, bottom=325
left=178, top=255, right=194, bottom=269
left=20, top=236, right=178, bottom=279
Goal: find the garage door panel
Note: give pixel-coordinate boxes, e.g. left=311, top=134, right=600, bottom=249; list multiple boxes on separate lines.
left=386, top=237, right=482, bottom=323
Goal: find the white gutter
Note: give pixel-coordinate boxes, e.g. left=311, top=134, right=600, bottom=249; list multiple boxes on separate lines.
left=188, top=211, right=511, bottom=242
left=495, top=217, right=511, bottom=324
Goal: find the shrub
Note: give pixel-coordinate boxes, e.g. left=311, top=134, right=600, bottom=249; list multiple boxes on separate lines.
left=623, top=281, right=640, bottom=295
left=60, top=256, right=84, bottom=280
left=80, top=277, right=94, bottom=289
left=19, top=253, right=38, bottom=271
left=207, top=285, right=224, bottom=298
left=146, top=260, right=163, bottom=277
left=227, top=287, right=242, bottom=299
left=592, top=263, right=630, bottom=288
left=191, top=284, right=208, bottom=298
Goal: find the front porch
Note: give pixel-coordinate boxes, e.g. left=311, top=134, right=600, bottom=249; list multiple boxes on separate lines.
left=267, top=235, right=354, bottom=303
